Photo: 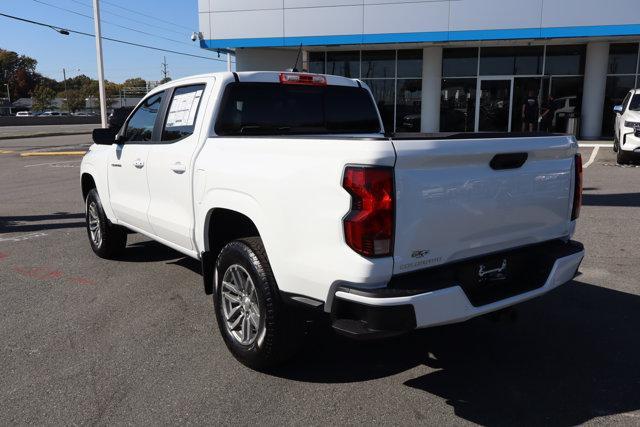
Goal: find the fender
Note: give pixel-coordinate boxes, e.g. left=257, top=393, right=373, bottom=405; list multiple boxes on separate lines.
left=196, top=188, right=282, bottom=294
left=80, top=151, right=117, bottom=222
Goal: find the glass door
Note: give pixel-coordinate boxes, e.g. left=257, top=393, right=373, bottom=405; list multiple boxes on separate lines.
left=475, top=78, right=514, bottom=132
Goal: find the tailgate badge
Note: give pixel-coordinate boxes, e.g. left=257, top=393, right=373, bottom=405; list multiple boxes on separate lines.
left=411, top=250, right=430, bottom=259
left=478, top=259, right=508, bottom=281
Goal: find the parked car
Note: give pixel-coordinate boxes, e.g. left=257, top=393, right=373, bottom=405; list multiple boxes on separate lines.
left=81, top=72, right=585, bottom=369
left=15, top=111, right=32, bottom=117
left=613, top=89, right=640, bottom=164
left=38, top=111, right=61, bottom=116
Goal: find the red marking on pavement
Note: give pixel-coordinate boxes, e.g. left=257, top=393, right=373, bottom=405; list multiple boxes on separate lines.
left=13, top=266, right=64, bottom=281
left=67, top=277, right=96, bottom=286
left=0, top=252, right=8, bottom=260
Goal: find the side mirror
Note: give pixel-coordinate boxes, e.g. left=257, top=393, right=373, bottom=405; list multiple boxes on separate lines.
left=613, top=105, right=623, bottom=114
left=92, top=128, right=117, bottom=145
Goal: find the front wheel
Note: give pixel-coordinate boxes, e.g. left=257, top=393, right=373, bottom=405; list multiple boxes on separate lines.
left=213, top=237, right=303, bottom=370
left=617, top=149, right=630, bottom=165
left=613, top=135, right=619, bottom=153
left=85, top=188, right=127, bottom=258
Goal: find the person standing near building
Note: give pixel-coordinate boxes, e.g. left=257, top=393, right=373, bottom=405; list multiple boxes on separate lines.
left=521, top=90, right=539, bottom=132
left=540, top=95, right=556, bottom=133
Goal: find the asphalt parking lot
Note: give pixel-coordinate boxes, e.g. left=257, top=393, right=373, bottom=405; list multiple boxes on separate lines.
left=1, top=135, right=639, bottom=425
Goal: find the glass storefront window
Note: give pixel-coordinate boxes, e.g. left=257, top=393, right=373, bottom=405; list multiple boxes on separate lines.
left=362, top=50, right=395, bottom=79
left=544, top=45, right=586, bottom=76
left=397, top=50, right=423, bottom=78
left=363, top=79, right=395, bottom=132
left=443, top=48, right=479, bottom=77
left=544, top=76, right=583, bottom=133
left=327, top=51, right=359, bottom=78
left=602, top=75, right=636, bottom=136
left=308, top=52, right=325, bottom=74
left=608, top=43, right=639, bottom=75
left=480, top=46, right=543, bottom=76
left=396, top=79, right=422, bottom=132
left=440, top=78, right=476, bottom=132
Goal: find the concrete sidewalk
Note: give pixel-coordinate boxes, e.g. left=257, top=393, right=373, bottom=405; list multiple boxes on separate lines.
left=0, top=124, right=98, bottom=140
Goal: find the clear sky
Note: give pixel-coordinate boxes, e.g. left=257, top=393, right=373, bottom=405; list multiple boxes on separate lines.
left=1, top=0, right=229, bottom=83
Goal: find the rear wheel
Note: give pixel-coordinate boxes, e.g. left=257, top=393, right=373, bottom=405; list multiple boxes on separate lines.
left=214, top=237, right=303, bottom=370
left=85, top=188, right=127, bottom=258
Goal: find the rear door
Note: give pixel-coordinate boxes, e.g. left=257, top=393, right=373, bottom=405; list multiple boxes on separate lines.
left=146, top=83, right=207, bottom=250
left=108, top=91, right=165, bottom=232
left=391, top=135, right=577, bottom=275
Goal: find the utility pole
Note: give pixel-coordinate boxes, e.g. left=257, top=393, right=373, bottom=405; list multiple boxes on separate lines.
left=62, top=68, right=68, bottom=113
left=227, top=53, right=232, bottom=71
left=92, top=0, right=108, bottom=128
left=161, top=56, right=168, bottom=80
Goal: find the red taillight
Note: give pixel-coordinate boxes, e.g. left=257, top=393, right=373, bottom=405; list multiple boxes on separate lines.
left=279, top=73, right=327, bottom=86
left=571, top=153, right=583, bottom=220
left=342, top=166, right=394, bottom=257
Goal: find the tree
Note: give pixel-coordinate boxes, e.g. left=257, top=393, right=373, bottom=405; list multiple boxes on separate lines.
left=62, top=89, right=85, bottom=112
left=31, top=84, right=56, bottom=111
left=122, top=77, right=146, bottom=89
left=0, top=49, right=39, bottom=99
left=159, top=77, right=172, bottom=84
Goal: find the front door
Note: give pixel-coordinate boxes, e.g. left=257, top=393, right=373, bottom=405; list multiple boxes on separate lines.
left=107, top=91, right=165, bottom=232
left=475, top=78, right=514, bottom=132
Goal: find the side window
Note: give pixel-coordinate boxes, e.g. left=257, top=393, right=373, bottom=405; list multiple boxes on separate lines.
left=622, top=91, right=632, bottom=113
left=161, top=84, right=205, bottom=142
left=123, top=92, right=164, bottom=142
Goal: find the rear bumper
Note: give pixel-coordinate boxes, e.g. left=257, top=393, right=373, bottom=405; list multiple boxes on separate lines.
left=331, top=240, right=584, bottom=337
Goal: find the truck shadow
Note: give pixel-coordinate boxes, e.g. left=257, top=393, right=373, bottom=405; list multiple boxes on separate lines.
left=273, top=280, right=640, bottom=425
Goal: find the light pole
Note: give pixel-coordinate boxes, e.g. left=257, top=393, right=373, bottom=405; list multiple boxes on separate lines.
left=62, top=68, right=68, bottom=113
left=92, top=0, right=108, bottom=128
left=4, top=83, right=11, bottom=116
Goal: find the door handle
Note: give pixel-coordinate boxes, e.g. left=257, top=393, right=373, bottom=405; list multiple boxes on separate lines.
left=133, top=159, right=145, bottom=169
left=170, top=162, right=186, bottom=174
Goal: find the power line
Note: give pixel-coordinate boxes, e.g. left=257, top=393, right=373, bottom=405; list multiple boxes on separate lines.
left=66, top=0, right=188, bottom=37
left=31, top=0, right=196, bottom=48
left=0, top=12, right=228, bottom=62
left=100, top=0, right=193, bottom=31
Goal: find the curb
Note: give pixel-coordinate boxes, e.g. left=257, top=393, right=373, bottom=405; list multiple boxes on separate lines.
left=0, top=131, right=93, bottom=141
left=20, top=151, right=87, bottom=157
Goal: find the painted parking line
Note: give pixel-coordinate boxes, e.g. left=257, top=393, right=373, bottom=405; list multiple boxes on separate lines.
left=578, top=143, right=612, bottom=148
left=583, top=146, right=600, bottom=169
left=20, top=151, right=86, bottom=157
left=0, top=232, right=48, bottom=243
left=0, top=150, right=16, bottom=154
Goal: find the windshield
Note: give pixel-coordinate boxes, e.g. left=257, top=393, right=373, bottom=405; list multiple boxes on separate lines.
left=215, top=82, right=382, bottom=136
left=629, top=94, right=640, bottom=111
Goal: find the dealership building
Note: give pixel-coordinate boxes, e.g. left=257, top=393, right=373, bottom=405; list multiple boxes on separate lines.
left=198, top=0, right=640, bottom=139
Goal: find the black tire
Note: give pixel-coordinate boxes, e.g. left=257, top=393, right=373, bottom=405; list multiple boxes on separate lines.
left=214, top=237, right=303, bottom=370
left=613, top=135, right=619, bottom=153
left=617, top=149, right=630, bottom=165
left=85, top=188, right=127, bottom=259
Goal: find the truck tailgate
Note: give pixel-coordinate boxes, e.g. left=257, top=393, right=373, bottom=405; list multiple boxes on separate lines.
left=391, top=135, right=577, bottom=275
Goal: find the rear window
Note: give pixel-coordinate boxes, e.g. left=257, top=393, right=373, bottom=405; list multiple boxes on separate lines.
left=214, top=82, right=381, bottom=136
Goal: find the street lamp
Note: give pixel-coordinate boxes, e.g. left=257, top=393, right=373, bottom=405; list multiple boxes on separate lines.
left=4, top=83, right=11, bottom=116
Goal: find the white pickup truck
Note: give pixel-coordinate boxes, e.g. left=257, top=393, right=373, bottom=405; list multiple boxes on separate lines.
left=81, top=71, right=585, bottom=369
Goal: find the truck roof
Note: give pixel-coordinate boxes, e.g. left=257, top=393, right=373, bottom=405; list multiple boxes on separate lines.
left=156, top=71, right=361, bottom=89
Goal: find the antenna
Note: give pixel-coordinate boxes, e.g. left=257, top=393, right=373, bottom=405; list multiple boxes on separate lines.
left=290, top=43, right=303, bottom=72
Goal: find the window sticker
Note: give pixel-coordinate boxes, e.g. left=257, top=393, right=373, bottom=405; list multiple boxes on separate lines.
left=166, top=89, right=203, bottom=128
